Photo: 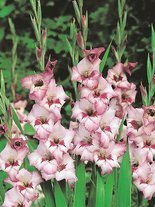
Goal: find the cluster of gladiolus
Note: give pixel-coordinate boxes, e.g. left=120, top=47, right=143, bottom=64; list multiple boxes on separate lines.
left=0, top=136, right=42, bottom=206
left=0, top=100, right=43, bottom=206
left=71, top=47, right=138, bottom=175
left=1, top=46, right=155, bottom=204
left=127, top=105, right=155, bottom=200
left=21, top=60, right=77, bottom=185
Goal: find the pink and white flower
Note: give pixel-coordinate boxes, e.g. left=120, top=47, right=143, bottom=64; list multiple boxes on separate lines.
left=21, top=72, right=53, bottom=101
left=45, top=122, right=74, bottom=159
left=55, top=154, right=77, bottom=185
left=28, top=142, right=57, bottom=181
left=72, top=98, right=101, bottom=132
left=27, top=104, right=60, bottom=141
left=39, top=79, right=68, bottom=111
left=94, top=141, right=126, bottom=175
left=2, top=188, right=32, bottom=207
left=0, top=143, right=28, bottom=181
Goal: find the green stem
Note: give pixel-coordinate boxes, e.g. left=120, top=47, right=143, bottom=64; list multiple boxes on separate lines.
left=41, top=181, right=55, bottom=207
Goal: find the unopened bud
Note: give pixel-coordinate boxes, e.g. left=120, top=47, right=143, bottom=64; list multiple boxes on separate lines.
left=36, top=47, right=42, bottom=59
left=11, top=138, right=26, bottom=150
left=45, top=59, right=57, bottom=74
left=76, top=32, right=84, bottom=49
left=42, top=29, right=47, bottom=45
left=0, top=124, right=8, bottom=135
left=140, top=83, right=147, bottom=99
left=82, top=15, right=86, bottom=27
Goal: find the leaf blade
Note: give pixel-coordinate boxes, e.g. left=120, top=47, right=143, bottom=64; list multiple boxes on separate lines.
left=54, top=181, right=67, bottom=207
left=73, top=161, right=86, bottom=207
left=99, top=42, right=112, bottom=73
left=116, top=150, right=132, bottom=207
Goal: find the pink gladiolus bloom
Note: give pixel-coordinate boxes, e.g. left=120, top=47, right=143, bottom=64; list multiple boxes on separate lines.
left=127, top=106, right=144, bottom=136
left=130, top=145, right=148, bottom=173
left=134, top=125, right=155, bottom=162
left=39, top=79, right=68, bottom=111
left=21, top=72, right=52, bottom=101
left=72, top=124, right=99, bottom=162
left=28, top=142, right=58, bottom=181
left=72, top=98, right=100, bottom=132
left=72, top=47, right=104, bottom=85
left=2, top=188, right=32, bottom=207
left=83, top=47, right=105, bottom=63
left=6, top=169, right=42, bottom=202
left=45, top=122, right=74, bottom=159
left=106, top=63, right=129, bottom=89
left=108, top=98, right=124, bottom=119
left=115, top=83, right=137, bottom=108
left=143, top=105, right=155, bottom=125
left=80, top=77, right=114, bottom=100
left=27, top=104, right=60, bottom=141
left=55, top=154, right=77, bottom=185
left=98, top=107, right=121, bottom=139
left=0, top=143, right=28, bottom=181
left=94, top=141, right=126, bottom=175
left=133, top=163, right=155, bottom=200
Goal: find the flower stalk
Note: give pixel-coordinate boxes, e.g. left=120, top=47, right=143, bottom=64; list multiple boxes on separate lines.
left=8, top=18, right=18, bottom=102
left=30, top=0, right=47, bottom=71
left=114, top=0, right=127, bottom=62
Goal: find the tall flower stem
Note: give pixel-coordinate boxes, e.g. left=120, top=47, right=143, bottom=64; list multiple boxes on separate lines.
left=114, top=0, right=127, bottom=62
left=8, top=18, right=18, bottom=102
left=30, top=0, right=47, bottom=71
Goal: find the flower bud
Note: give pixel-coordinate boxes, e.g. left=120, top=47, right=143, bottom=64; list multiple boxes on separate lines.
left=76, top=32, right=84, bottom=49
left=42, top=29, right=47, bottom=46
left=11, top=138, right=26, bottom=150
left=36, top=47, right=42, bottom=59
left=0, top=124, right=7, bottom=135
left=82, top=15, right=86, bottom=27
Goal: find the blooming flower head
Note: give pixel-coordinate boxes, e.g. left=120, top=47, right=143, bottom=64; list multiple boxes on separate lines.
left=72, top=98, right=101, bottom=132
left=21, top=72, right=53, bottom=101
left=0, top=143, right=28, bottom=181
left=72, top=47, right=104, bottom=85
left=94, top=141, right=126, bottom=175
left=114, top=82, right=137, bottom=109
left=72, top=124, right=99, bottom=162
left=27, top=104, right=60, bottom=141
left=143, top=105, right=155, bottom=125
left=39, top=79, right=68, bottom=111
left=106, top=63, right=129, bottom=89
left=127, top=106, right=144, bottom=136
left=28, top=142, right=58, bottom=181
left=133, top=163, right=155, bottom=200
left=5, top=169, right=42, bottom=202
left=45, top=121, right=74, bottom=159
left=55, top=154, right=77, bottom=185
left=2, top=188, right=32, bottom=207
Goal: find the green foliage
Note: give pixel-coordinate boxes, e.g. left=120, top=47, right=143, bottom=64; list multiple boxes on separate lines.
left=54, top=181, right=67, bottom=207
left=99, top=41, right=112, bottom=72
left=24, top=123, right=35, bottom=136
left=41, top=181, right=55, bottom=207
left=0, top=171, right=8, bottom=205
left=95, top=169, right=105, bottom=207
left=104, top=172, right=114, bottom=207
left=73, top=161, right=86, bottom=207
left=116, top=150, right=132, bottom=207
